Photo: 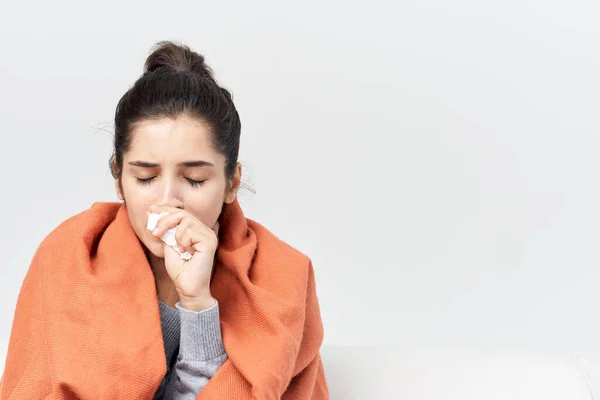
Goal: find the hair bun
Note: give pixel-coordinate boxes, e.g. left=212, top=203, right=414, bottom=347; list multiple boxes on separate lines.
left=144, top=41, right=214, bottom=79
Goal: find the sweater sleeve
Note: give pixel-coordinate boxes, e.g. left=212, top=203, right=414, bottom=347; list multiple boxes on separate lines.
left=161, top=300, right=228, bottom=400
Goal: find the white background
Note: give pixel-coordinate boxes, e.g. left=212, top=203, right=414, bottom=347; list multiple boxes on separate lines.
left=1, top=0, right=600, bottom=383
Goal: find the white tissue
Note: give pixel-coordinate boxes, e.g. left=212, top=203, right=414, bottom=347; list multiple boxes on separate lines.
left=146, top=212, right=193, bottom=260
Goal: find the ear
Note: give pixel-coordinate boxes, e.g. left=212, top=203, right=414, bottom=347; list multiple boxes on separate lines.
left=114, top=178, right=124, bottom=201
left=112, top=159, right=124, bottom=201
left=224, top=162, right=242, bottom=204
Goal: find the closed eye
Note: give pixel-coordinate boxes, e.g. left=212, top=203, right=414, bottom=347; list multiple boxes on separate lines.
left=186, top=178, right=206, bottom=187
left=136, top=177, right=155, bottom=186
left=134, top=177, right=206, bottom=188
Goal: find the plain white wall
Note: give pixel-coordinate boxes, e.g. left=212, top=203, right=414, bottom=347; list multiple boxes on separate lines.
left=1, top=0, right=600, bottom=366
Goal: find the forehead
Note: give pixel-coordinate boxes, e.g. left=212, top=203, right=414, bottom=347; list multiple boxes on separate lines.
left=126, top=116, right=217, bottom=161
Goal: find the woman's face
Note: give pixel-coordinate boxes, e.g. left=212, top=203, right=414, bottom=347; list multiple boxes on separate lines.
left=114, top=115, right=241, bottom=259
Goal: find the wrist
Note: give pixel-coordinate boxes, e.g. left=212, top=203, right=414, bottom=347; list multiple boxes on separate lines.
left=178, top=292, right=215, bottom=312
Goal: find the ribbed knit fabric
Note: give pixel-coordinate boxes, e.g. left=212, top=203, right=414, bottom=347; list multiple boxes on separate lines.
left=176, top=302, right=225, bottom=361
left=154, top=300, right=227, bottom=400
left=154, top=301, right=181, bottom=400
left=159, top=301, right=181, bottom=367
left=0, top=198, right=329, bottom=399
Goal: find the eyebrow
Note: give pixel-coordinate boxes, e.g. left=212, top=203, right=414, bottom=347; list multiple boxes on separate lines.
left=128, top=160, right=215, bottom=168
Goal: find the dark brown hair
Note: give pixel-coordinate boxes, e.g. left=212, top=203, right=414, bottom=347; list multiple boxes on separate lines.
left=109, top=41, right=241, bottom=185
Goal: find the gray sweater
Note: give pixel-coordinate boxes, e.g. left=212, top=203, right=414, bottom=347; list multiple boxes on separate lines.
left=152, top=300, right=228, bottom=400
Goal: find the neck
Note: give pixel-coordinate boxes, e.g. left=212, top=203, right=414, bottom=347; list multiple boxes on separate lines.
left=146, top=249, right=178, bottom=306
left=147, top=250, right=168, bottom=280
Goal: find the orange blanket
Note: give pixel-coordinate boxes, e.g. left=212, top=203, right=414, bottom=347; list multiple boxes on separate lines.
left=0, top=199, right=329, bottom=399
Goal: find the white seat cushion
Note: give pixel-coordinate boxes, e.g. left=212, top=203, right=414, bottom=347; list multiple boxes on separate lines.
left=321, top=346, right=592, bottom=400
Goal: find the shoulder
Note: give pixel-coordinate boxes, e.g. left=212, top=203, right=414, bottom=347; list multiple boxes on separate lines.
left=248, top=218, right=310, bottom=262
left=37, top=202, right=121, bottom=256
left=246, top=218, right=313, bottom=284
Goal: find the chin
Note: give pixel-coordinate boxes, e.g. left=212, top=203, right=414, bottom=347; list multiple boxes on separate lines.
left=147, top=242, right=165, bottom=259
left=139, top=231, right=165, bottom=259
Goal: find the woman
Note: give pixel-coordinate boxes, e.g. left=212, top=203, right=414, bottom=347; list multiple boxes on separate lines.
left=0, top=41, right=329, bottom=399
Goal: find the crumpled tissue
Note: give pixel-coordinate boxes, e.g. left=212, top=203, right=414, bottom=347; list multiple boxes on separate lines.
left=146, top=212, right=193, bottom=260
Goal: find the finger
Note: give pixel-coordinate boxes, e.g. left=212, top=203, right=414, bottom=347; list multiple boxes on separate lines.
left=149, top=211, right=186, bottom=238
left=172, top=215, right=215, bottom=242
left=165, top=228, right=195, bottom=259
left=175, top=220, right=214, bottom=252
left=177, top=223, right=218, bottom=254
left=177, top=230, right=197, bottom=255
left=163, top=243, right=188, bottom=281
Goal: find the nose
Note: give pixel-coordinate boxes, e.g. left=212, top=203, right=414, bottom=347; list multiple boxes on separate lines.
left=158, top=177, right=184, bottom=209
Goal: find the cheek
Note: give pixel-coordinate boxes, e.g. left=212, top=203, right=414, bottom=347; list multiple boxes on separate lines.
left=185, top=193, right=225, bottom=225
left=127, top=206, right=166, bottom=258
left=125, top=202, right=149, bottom=237
left=123, top=194, right=159, bottom=247
left=121, top=178, right=154, bottom=211
left=186, top=204, right=219, bottom=227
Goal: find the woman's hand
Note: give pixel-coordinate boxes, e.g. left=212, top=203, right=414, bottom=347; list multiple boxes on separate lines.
left=147, top=204, right=220, bottom=311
